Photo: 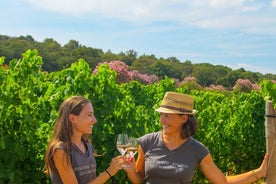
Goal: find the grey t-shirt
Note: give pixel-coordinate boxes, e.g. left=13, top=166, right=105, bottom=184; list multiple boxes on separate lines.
left=50, top=141, right=97, bottom=184
left=139, top=131, right=209, bottom=184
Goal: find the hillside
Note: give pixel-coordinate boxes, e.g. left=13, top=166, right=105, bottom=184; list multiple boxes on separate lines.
left=1, top=34, right=275, bottom=89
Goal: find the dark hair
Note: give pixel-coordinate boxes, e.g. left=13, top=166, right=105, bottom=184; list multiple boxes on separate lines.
left=180, top=115, right=199, bottom=139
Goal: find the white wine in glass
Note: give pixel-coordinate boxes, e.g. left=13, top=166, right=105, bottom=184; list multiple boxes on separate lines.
left=116, top=134, right=130, bottom=156
left=127, top=137, right=138, bottom=158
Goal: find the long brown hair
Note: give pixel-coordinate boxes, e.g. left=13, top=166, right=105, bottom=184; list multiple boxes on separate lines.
left=44, top=96, right=91, bottom=175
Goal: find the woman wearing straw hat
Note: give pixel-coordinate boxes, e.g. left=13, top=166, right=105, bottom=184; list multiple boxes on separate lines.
left=124, top=91, right=268, bottom=184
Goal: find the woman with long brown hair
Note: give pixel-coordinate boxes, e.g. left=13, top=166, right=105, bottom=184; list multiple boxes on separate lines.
left=45, top=96, right=124, bottom=184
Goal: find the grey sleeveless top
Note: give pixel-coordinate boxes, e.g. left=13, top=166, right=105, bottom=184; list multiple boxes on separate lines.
left=50, top=141, right=97, bottom=184
left=139, top=131, right=209, bottom=184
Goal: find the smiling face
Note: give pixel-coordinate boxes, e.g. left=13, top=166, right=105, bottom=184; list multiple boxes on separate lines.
left=70, top=102, right=97, bottom=135
left=160, top=113, right=188, bottom=136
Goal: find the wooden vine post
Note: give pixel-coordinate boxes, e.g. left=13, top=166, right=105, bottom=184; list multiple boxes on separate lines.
left=265, top=101, right=276, bottom=183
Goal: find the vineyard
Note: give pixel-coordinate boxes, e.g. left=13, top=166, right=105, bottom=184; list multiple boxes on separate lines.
left=0, top=49, right=275, bottom=183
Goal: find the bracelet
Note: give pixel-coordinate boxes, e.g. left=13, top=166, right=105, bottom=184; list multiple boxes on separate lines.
left=252, top=170, right=259, bottom=180
left=105, top=169, right=112, bottom=178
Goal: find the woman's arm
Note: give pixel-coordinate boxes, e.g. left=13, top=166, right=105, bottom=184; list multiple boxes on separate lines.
left=125, top=145, right=146, bottom=184
left=89, top=155, right=124, bottom=184
left=200, top=153, right=228, bottom=184
left=53, top=149, right=78, bottom=184
left=200, top=153, right=268, bottom=184
left=225, top=153, right=268, bottom=184
left=53, top=149, right=124, bottom=184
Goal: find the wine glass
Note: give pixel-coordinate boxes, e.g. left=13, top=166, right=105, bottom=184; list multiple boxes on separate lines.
left=127, top=137, right=138, bottom=158
left=116, top=134, right=130, bottom=156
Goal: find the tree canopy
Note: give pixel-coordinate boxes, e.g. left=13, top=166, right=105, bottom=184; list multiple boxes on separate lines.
left=1, top=34, right=275, bottom=89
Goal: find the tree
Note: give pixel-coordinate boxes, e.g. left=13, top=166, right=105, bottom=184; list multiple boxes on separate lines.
left=118, top=50, right=137, bottom=66
left=130, top=54, right=157, bottom=74
left=193, top=63, right=219, bottom=87
left=36, top=38, right=62, bottom=71
left=101, top=50, right=119, bottom=62
left=1, top=34, right=276, bottom=88
left=180, top=60, right=193, bottom=79
left=217, top=70, right=241, bottom=89
left=150, top=59, right=171, bottom=79
left=63, top=40, right=80, bottom=51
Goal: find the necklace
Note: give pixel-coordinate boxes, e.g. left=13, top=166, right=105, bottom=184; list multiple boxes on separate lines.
left=75, top=141, right=86, bottom=153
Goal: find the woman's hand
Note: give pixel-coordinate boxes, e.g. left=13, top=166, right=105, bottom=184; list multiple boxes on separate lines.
left=106, top=155, right=126, bottom=176
left=122, top=154, right=136, bottom=172
left=256, top=153, right=269, bottom=178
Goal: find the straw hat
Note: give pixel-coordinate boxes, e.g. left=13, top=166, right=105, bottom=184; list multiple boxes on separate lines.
left=155, top=92, right=197, bottom=115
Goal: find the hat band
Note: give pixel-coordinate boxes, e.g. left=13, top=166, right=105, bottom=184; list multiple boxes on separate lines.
left=160, top=105, right=192, bottom=113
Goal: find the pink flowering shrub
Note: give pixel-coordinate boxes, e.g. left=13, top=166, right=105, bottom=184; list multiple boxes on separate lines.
left=179, top=76, right=203, bottom=91
left=93, top=60, right=130, bottom=83
left=205, top=84, right=226, bottom=91
left=128, top=70, right=159, bottom=84
left=172, top=78, right=181, bottom=87
left=183, top=76, right=197, bottom=82
left=93, top=60, right=158, bottom=84
left=252, top=84, right=260, bottom=90
left=233, top=79, right=257, bottom=93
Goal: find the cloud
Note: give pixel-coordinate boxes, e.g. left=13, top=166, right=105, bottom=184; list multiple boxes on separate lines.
left=23, top=0, right=276, bottom=36
left=242, top=5, right=260, bottom=12
left=228, top=63, right=275, bottom=74
left=209, top=0, right=244, bottom=8
left=26, top=0, right=163, bottom=19
left=272, top=0, right=276, bottom=7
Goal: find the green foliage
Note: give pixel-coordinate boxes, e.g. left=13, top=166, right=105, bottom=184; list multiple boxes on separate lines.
left=0, top=50, right=268, bottom=183
left=0, top=56, right=4, bottom=65
left=1, top=34, right=276, bottom=90
left=192, top=91, right=266, bottom=183
left=0, top=49, right=50, bottom=183
left=260, top=80, right=276, bottom=108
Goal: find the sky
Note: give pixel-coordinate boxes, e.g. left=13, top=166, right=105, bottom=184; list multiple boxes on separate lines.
left=1, top=0, right=276, bottom=74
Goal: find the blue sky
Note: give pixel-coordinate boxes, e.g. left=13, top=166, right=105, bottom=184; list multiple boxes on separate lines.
left=1, top=0, right=276, bottom=74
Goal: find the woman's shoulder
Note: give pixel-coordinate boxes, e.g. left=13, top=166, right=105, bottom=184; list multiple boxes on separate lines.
left=188, top=137, right=210, bottom=158
left=53, top=141, right=66, bottom=151
left=139, top=131, right=161, bottom=145
left=140, top=131, right=160, bottom=140
left=138, top=131, right=161, bottom=152
left=189, top=137, right=207, bottom=148
left=49, top=141, right=67, bottom=159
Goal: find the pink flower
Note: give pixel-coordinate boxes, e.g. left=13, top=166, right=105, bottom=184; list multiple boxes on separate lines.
left=93, top=60, right=158, bottom=84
